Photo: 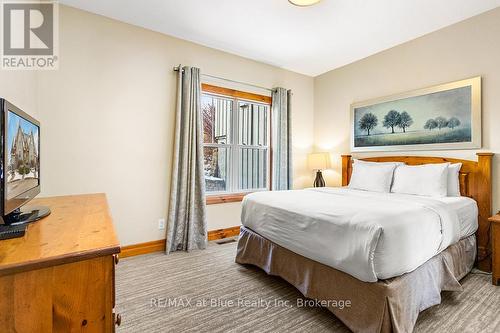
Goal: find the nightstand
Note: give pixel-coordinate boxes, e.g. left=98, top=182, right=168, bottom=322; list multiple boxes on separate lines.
left=489, top=213, right=500, bottom=285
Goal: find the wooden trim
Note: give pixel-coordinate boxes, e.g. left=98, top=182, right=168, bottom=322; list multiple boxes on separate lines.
left=341, top=153, right=494, bottom=271
left=202, top=83, right=272, bottom=104
left=120, top=226, right=242, bottom=258
left=121, top=240, right=165, bottom=258
left=208, top=226, right=241, bottom=241
left=206, top=193, right=249, bottom=205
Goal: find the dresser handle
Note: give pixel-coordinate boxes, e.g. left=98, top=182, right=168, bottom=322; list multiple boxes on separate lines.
left=115, top=313, right=122, bottom=326
left=114, top=254, right=119, bottom=265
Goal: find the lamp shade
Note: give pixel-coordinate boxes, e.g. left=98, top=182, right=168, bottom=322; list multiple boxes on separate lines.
left=289, top=0, right=321, bottom=6
left=308, top=152, right=330, bottom=170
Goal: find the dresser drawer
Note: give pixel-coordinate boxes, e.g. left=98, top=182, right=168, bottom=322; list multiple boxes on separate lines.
left=0, top=256, right=116, bottom=332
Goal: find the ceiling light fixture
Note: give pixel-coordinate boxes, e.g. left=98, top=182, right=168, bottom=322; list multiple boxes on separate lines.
left=288, top=0, right=321, bottom=7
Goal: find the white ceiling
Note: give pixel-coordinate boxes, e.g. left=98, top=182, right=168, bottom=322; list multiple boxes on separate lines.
left=60, top=0, right=500, bottom=77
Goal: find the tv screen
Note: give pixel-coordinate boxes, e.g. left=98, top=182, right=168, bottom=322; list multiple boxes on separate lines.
left=6, top=110, right=40, bottom=201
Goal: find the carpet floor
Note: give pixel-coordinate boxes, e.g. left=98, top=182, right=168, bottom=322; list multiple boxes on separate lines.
left=116, top=240, right=500, bottom=332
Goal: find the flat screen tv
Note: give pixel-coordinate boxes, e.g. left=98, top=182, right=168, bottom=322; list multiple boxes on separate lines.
left=0, top=99, right=50, bottom=225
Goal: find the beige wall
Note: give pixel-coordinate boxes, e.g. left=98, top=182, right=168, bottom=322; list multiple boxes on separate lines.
left=36, top=6, right=314, bottom=246
left=0, top=0, right=38, bottom=117
left=314, top=7, right=500, bottom=213
left=0, top=72, right=38, bottom=117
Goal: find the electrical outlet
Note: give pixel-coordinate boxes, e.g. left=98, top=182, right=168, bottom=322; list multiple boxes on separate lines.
left=158, top=218, right=166, bottom=230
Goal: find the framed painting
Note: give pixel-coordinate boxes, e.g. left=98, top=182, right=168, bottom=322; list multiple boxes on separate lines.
left=351, top=77, right=481, bottom=152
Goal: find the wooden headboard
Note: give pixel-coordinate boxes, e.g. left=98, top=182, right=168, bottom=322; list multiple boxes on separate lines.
left=341, top=153, right=494, bottom=271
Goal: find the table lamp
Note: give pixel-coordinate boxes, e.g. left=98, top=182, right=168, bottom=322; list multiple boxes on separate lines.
left=308, top=152, right=330, bottom=187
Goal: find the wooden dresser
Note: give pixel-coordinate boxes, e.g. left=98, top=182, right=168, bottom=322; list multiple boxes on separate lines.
left=0, top=194, right=121, bottom=332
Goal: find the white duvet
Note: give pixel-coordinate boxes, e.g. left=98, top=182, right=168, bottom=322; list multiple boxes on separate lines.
left=241, top=187, right=474, bottom=282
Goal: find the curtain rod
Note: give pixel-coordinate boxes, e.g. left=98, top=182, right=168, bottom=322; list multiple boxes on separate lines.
left=173, top=65, right=273, bottom=92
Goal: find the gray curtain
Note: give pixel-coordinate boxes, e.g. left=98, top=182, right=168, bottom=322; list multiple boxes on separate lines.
left=166, top=66, right=208, bottom=254
left=271, top=88, right=293, bottom=190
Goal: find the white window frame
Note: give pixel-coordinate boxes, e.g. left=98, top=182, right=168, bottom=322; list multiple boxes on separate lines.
left=202, top=91, right=271, bottom=196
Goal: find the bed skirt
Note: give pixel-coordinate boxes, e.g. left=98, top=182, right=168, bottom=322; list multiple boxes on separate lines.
left=235, top=226, right=476, bottom=333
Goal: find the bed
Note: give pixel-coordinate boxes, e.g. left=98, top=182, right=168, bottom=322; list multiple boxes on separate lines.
left=235, top=153, right=493, bottom=333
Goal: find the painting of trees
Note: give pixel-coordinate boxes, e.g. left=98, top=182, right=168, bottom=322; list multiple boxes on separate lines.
left=447, top=117, right=461, bottom=129
left=424, top=119, right=438, bottom=130
left=383, top=110, right=401, bottom=134
left=398, top=111, right=413, bottom=133
left=352, top=80, right=477, bottom=150
left=358, top=113, right=378, bottom=136
left=435, top=116, right=448, bottom=130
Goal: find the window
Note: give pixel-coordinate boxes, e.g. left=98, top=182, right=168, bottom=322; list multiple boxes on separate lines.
left=201, top=84, right=271, bottom=203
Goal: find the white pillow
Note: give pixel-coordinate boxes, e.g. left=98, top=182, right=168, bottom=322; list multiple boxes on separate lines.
left=353, top=160, right=405, bottom=187
left=391, top=163, right=450, bottom=197
left=348, top=163, right=397, bottom=193
left=447, top=163, right=462, bottom=197
left=353, top=159, right=404, bottom=167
